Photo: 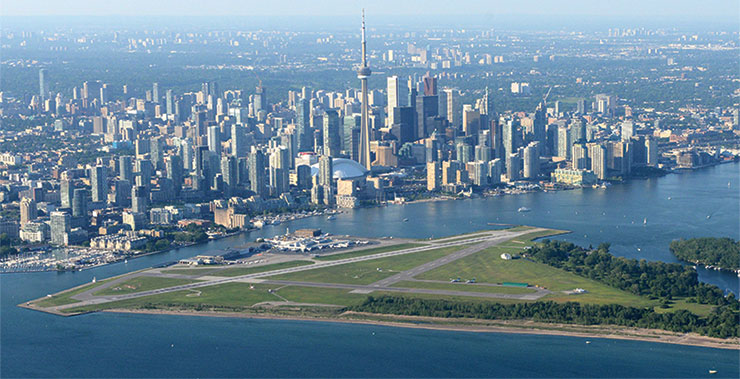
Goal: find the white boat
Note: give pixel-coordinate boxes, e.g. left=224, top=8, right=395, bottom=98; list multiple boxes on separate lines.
left=402, top=218, right=409, bottom=222
left=326, top=215, right=336, bottom=220
left=643, top=218, right=647, bottom=225
left=92, top=277, right=96, bottom=283
left=709, top=370, right=717, bottom=374
left=518, top=207, right=531, bottom=212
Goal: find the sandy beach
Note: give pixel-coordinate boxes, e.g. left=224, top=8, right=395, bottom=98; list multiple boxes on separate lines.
left=100, top=308, right=740, bottom=350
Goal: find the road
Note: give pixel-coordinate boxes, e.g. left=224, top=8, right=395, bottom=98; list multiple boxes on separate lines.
left=43, top=228, right=547, bottom=312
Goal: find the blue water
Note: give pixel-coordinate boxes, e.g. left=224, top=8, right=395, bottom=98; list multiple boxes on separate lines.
left=1, top=163, right=738, bottom=377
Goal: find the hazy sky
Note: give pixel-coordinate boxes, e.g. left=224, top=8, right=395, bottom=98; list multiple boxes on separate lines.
left=2, top=0, right=738, bottom=21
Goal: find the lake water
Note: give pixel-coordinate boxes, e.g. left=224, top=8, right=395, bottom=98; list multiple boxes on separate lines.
left=1, top=162, right=738, bottom=377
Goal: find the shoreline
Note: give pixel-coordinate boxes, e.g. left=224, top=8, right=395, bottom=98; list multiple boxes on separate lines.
left=99, top=308, right=739, bottom=351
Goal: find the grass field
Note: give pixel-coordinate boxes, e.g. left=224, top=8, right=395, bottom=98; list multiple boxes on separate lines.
left=393, top=280, right=538, bottom=295
left=267, top=245, right=468, bottom=285
left=314, top=243, right=424, bottom=261
left=216, top=260, right=315, bottom=277
left=93, top=276, right=202, bottom=296
left=415, top=245, right=655, bottom=307
left=273, top=286, right=366, bottom=306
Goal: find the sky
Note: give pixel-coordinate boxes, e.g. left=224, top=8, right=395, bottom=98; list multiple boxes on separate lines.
left=2, top=0, right=738, bottom=21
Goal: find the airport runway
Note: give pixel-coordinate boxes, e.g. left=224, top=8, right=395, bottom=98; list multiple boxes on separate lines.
left=46, top=228, right=547, bottom=312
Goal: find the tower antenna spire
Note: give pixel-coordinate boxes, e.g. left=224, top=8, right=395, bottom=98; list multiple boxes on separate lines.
left=361, top=9, right=367, bottom=67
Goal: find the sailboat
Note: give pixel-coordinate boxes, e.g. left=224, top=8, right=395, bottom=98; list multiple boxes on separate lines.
left=92, top=277, right=96, bottom=283
left=643, top=218, right=647, bottom=225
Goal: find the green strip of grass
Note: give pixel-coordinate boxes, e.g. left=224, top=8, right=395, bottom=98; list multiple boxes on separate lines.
left=314, top=243, right=424, bottom=261
left=392, top=280, right=537, bottom=295
left=216, top=260, right=314, bottom=277
left=93, top=276, right=202, bottom=296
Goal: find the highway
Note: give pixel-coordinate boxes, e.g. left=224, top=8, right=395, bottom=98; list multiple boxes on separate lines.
left=46, top=228, right=546, bottom=312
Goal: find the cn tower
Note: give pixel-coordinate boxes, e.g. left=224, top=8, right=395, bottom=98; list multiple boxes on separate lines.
left=358, top=10, right=372, bottom=170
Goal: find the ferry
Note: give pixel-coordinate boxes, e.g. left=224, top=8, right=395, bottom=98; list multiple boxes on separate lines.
left=518, top=207, right=531, bottom=212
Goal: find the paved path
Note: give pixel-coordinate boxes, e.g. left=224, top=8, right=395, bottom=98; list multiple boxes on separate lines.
left=43, top=228, right=545, bottom=312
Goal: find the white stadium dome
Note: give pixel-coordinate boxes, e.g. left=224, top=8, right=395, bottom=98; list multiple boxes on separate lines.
left=310, top=158, right=369, bottom=180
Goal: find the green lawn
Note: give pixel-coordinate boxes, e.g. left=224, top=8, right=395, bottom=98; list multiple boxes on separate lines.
left=314, top=243, right=424, bottom=261
left=268, top=245, right=468, bottom=285
left=393, top=280, right=538, bottom=295
left=93, top=276, right=202, bottom=296
left=274, top=286, right=367, bottom=306
left=33, top=277, right=115, bottom=308
left=654, top=298, right=716, bottom=317
left=216, top=260, right=315, bottom=277
left=65, top=283, right=280, bottom=314
left=416, top=246, right=655, bottom=307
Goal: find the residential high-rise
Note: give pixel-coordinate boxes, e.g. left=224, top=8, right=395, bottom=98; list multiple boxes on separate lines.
left=20, top=197, right=37, bottom=226
left=231, top=124, right=249, bottom=158
left=221, top=156, right=238, bottom=194
left=645, top=137, right=658, bottom=167
left=249, top=150, right=267, bottom=197
left=166, top=89, right=174, bottom=115
left=296, top=98, right=312, bottom=152
left=60, top=179, right=74, bottom=209
left=119, top=156, right=133, bottom=182
left=391, top=107, right=415, bottom=144
left=588, top=143, right=608, bottom=180
left=318, top=155, right=335, bottom=205
left=444, top=89, right=461, bottom=127
left=506, top=153, right=521, bottom=181
left=152, top=83, right=160, bottom=103
left=166, top=155, right=184, bottom=195
left=91, top=165, right=107, bottom=203
left=572, top=144, right=590, bottom=170
left=131, top=185, right=147, bottom=214
left=208, top=125, right=221, bottom=155
left=39, top=69, right=49, bottom=101
left=323, top=109, right=341, bottom=157
left=358, top=10, right=373, bottom=170
left=426, top=162, right=441, bottom=191
left=50, top=211, right=70, bottom=245
left=621, top=121, right=634, bottom=141
left=72, top=189, right=88, bottom=218
left=523, top=143, right=540, bottom=179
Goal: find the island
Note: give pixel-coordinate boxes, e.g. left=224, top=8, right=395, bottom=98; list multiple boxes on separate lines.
left=23, top=225, right=739, bottom=350
left=670, top=237, right=740, bottom=272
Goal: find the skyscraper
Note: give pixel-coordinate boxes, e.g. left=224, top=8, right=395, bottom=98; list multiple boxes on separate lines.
left=131, top=185, right=147, bottom=214
left=358, top=10, right=372, bottom=170
left=50, top=211, right=70, bottom=245
left=249, top=150, right=267, bottom=197
left=72, top=189, right=88, bottom=218
left=60, top=179, right=74, bottom=209
left=119, top=156, right=133, bottom=183
left=296, top=97, right=312, bottom=152
left=231, top=124, right=249, bottom=158
left=152, top=83, right=160, bottom=103
left=39, top=69, right=48, bottom=101
left=20, top=197, right=37, bottom=226
left=91, top=165, right=107, bottom=203
left=208, top=125, right=221, bottom=155
left=166, top=155, right=184, bottom=196
left=323, top=109, right=341, bottom=157
left=523, top=143, right=540, bottom=179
